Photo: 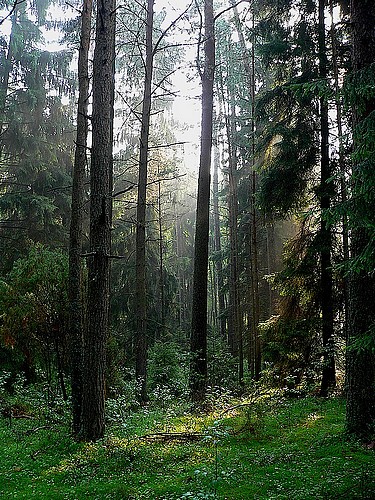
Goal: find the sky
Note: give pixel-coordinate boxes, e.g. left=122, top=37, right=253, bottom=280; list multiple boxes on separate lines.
left=0, top=0, right=202, bottom=172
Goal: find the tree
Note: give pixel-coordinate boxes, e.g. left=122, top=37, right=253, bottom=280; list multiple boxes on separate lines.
left=0, top=245, right=69, bottom=394
left=0, top=0, right=74, bottom=272
left=69, top=0, right=93, bottom=436
left=80, top=0, right=116, bottom=441
left=345, top=0, right=375, bottom=440
left=134, top=0, right=154, bottom=403
left=189, top=0, right=215, bottom=402
left=255, top=0, right=342, bottom=390
left=318, top=0, right=336, bottom=397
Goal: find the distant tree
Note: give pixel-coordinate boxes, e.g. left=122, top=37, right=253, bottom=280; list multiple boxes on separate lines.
left=0, top=0, right=74, bottom=272
left=80, top=0, right=116, bottom=442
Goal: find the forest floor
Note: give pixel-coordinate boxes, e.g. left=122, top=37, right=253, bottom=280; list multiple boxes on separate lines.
left=0, top=390, right=374, bottom=499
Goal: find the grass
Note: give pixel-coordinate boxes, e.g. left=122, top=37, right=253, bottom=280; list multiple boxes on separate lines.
left=1, top=392, right=374, bottom=499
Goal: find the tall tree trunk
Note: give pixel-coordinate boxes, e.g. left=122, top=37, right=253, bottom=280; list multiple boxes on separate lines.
left=250, top=170, right=261, bottom=380
left=318, top=0, right=336, bottom=397
left=330, top=0, right=349, bottom=352
left=225, top=104, right=243, bottom=384
left=212, top=143, right=226, bottom=339
left=249, top=22, right=261, bottom=380
left=135, top=0, right=154, bottom=402
left=157, top=175, right=165, bottom=336
left=80, top=0, right=115, bottom=442
left=345, top=0, right=375, bottom=440
left=230, top=4, right=261, bottom=379
left=69, top=0, right=92, bottom=436
left=189, top=0, right=215, bottom=402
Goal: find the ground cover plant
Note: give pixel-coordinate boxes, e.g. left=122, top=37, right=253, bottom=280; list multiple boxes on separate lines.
left=0, top=382, right=374, bottom=499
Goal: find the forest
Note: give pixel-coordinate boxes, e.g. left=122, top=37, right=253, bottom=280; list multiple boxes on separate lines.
left=0, top=0, right=374, bottom=498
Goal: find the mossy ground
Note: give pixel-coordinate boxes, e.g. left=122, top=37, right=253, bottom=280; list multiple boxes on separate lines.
left=1, top=395, right=374, bottom=499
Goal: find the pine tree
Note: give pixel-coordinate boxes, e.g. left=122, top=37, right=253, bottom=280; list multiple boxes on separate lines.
left=190, top=0, right=215, bottom=402
left=345, top=0, right=375, bottom=440
left=80, top=0, right=116, bottom=441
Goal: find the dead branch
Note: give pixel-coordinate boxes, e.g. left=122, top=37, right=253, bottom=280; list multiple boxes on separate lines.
left=139, top=431, right=203, bottom=443
left=0, top=0, right=26, bottom=25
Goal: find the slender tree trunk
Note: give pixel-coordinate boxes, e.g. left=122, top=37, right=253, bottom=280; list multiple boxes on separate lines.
left=345, top=0, right=375, bottom=440
left=81, top=0, right=115, bottom=442
left=231, top=5, right=261, bottom=379
left=135, top=0, right=154, bottom=402
left=266, top=223, right=277, bottom=316
left=69, top=0, right=92, bottom=436
left=157, top=176, right=165, bottom=336
left=250, top=24, right=261, bottom=380
left=330, top=0, right=349, bottom=355
left=226, top=103, right=243, bottom=385
left=318, top=0, right=336, bottom=397
left=189, top=0, right=215, bottom=402
left=224, top=105, right=240, bottom=357
left=250, top=171, right=261, bottom=380
left=212, top=143, right=226, bottom=339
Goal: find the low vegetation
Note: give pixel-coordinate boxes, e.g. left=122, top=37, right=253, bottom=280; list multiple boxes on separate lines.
left=1, top=382, right=374, bottom=499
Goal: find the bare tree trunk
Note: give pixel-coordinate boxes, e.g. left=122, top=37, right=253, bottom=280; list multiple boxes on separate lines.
left=157, top=175, right=165, bottom=336
left=69, top=0, right=92, bottom=436
left=345, top=0, right=375, bottom=440
left=189, top=0, right=215, bottom=402
left=212, top=142, right=226, bottom=338
left=250, top=171, right=261, bottom=380
left=318, top=0, right=336, bottom=397
left=249, top=23, right=261, bottom=380
left=135, top=0, right=154, bottom=403
left=230, top=4, right=261, bottom=379
left=81, top=0, right=115, bottom=442
left=330, top=0, right=349, bottom=356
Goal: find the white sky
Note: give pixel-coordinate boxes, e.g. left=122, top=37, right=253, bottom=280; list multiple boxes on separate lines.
left=0, top=0, right=202, bottom=172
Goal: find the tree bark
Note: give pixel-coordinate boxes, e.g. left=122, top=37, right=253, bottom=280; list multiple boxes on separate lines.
left=249, top=22, right=261, bottom=380
left=81, top=0, right=115, bottom=441
left=318, top=0, right=336, bottom=397
left=212, top=142, right=226, bottom=339
left=345, top=0, right=375, bottom=440
left=330, top=0, right=349, bottom=357
left=69, top=0, right=92, bottom=436
left=135, top=0, right=154, bottom=402
left=189, top=0, right=215, bottom=402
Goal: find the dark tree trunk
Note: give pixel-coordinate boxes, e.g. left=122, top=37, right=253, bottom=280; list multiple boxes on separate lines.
left=249, top=26, right=261, bottom=381
left=318, top=0, right=336, bottom=397
left=250, top=170, right=261, bottom=380
left=80, top=0, right=115, bottom=442
left=345, top=0, right=375, bottom=440
left=135, top=0, right=154, bottom=403
left=69, top=0, right=92, bottom=436
left=212, top=143, right=226, bottom=339
left=157, top=175, right=165, bottom=335
left=330, top=0, right=349, bottom=355
left=189, top=0, right=215, bottom=402
left=226, top=107, right=243, bottom=385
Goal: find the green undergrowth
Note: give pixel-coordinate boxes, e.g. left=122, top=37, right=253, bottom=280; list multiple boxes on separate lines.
left=0, top=393, right=374, bottom=499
